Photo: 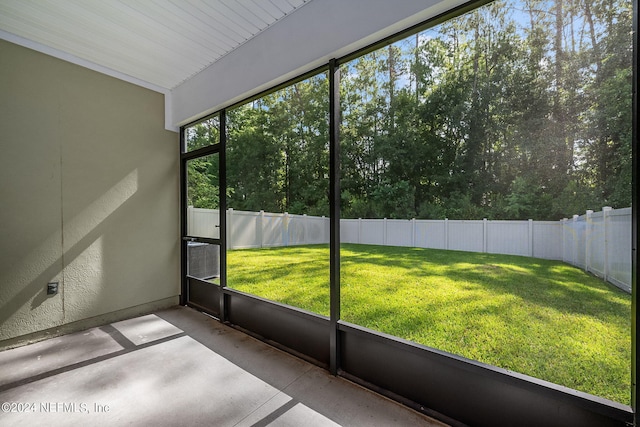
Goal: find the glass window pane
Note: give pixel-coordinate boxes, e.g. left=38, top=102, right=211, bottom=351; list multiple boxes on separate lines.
left=340, top=0, right=632, bottom=404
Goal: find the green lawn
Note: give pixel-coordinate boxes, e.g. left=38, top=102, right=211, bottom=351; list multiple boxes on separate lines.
left=226, top=243, right=631, bottom=404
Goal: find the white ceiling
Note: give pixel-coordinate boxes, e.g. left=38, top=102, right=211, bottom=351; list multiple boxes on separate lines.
left=0, top=0, right=311, bottom=90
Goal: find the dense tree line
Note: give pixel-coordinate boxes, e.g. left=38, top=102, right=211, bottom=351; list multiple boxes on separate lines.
left=186, top=0, right=632, bottom=221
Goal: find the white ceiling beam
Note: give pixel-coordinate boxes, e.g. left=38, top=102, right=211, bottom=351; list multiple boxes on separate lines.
left=171, top=0, right=466, bottom=127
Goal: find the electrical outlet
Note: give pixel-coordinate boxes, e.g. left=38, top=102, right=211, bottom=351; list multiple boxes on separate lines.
left=47, top=282, right=58, bottom=295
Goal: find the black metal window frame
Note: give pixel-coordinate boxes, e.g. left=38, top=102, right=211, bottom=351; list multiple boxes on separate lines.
left=178, top=0, right=639, bottom=425
left=180, top=111, right=227, bottom=315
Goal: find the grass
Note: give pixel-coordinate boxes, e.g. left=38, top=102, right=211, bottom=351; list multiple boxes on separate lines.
left=226, top=243, right=631, bottom=404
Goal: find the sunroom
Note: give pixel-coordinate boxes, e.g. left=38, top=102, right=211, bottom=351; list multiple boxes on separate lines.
left=1, top=1, right=637, bottom=426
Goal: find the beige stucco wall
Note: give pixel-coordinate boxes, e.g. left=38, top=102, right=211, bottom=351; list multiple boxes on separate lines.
left=0, top=39, right=180, bottom=344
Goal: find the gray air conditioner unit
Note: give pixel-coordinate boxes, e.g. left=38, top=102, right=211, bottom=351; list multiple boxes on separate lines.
left=187, top=242, right=220, bottom=280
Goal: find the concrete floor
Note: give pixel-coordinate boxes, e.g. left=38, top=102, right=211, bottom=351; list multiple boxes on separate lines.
left=0, top=306, right=447, bottom=426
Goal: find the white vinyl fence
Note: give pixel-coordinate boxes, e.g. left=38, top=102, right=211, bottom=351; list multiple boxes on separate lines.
left=561, top=207, right=632, bottom=292
left=187, top=206, right=632, bottom=292
left=341, top=218, right=563, bottom=260
left=227, top=209, right=330, bottom=248
left=187, top=208, right=330, bottom=249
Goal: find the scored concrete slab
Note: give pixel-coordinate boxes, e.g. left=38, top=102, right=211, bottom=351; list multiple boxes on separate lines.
left=0, top=335, right=282, bottom=426
left=110, top=314, right=184, bottom=346
left=279, top=366, right=448, bottom=427
left=235, top=392, right=342, bottom=427
left=155, top=307, right=316, bottom=391
left=0, top=306, right=447, bottom=426
left=0, top=327, right=123, bottom=388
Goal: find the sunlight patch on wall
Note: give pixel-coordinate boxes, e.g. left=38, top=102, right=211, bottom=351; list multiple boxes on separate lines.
left=63, top=236, right=104, bottom=320
left=0, top=170, right=138, bottom=315
left=64, top=169, right=139, bottom=251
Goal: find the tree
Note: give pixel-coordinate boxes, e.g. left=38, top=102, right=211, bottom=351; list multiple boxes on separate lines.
left=226, top=73, right=330, bottom=216
left=186, top=0, right=632, bottom=222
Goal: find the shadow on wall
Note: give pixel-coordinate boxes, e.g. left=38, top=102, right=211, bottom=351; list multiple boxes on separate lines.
left=0, top=170, right=139, bottom=336
left=0, top=39, right=180, bottom=344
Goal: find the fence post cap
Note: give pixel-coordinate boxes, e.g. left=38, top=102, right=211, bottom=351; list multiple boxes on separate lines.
left=586, top=210, right=594, bottom=215
left=603, top=206, right=613, bottom=211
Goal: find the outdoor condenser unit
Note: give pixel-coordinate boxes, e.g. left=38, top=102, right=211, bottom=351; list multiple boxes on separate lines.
left=187, top=242, right=220, bottom=280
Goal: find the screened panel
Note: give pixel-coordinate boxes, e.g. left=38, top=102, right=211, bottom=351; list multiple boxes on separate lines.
left=225, top=72, right=331, bottom=316
left=184, top=116, right=220, bottom=152
left=186, top=154, right=220, bottom=239
left=339, top=0, right=632, bottom=404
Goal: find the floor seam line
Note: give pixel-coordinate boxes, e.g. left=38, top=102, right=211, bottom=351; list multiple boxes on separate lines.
left=231, top=365, right=314, bottom=427
left=278, top=363, right=315, bottom=394
left=230, top=390, right=290, bottom=427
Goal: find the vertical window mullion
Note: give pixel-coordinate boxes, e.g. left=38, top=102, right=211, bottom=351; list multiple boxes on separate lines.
left=329, top=58, right=341, bottom=375
left=220, top=109, right=228, bottom=321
